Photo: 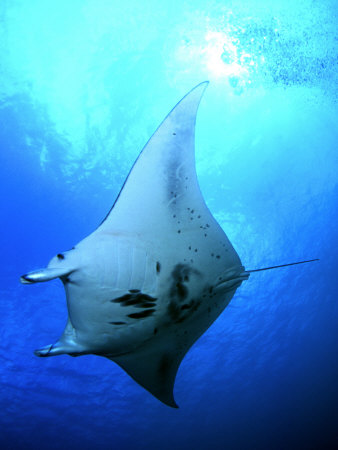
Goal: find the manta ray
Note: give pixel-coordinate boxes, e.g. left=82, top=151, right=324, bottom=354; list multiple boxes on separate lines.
left=20, top=82, right=317, bottom=407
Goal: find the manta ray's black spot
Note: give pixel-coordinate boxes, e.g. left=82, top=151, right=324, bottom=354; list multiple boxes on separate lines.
left=172, top=132, right=176, bottom=135
left=169, top=264, right=190, bottom=301
left=128, top=309, right=155, bottom=319
left=57, top=253, right=64, bottom=260
left=197, top=215, right=201, bottom=218
left=181, top=303, right=191, bottom=310
left=156, top=261, right=161, bottom=273
left=177, top=283, right=187, bottom=299
left=174, top=300, right=201, bottom=322
left=137, top=294, right=157, bottom=302
left=191, top=209, right=194, bottom=214
left=112, top=293, right=157, bottom=308
left=109, top=321, right=126, bottom=325
left=123, top=298, right=145, bottom=306
left=177, top=230, right=181, bottom=233
left=135, top=302, right=157, bottom=308
left=216, top=255, right=221, bottom=259
left=129, top=289, right=140, bottom=293
left=168, top=264, right=202, bottom=322
left=111, top=294, right=133, bottom=303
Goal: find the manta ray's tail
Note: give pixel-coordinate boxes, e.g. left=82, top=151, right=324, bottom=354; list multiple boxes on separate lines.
left=246, top=258, right=319, bottom=273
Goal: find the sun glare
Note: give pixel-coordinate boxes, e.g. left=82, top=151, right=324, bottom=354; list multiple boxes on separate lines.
left=203, top=30, right=249, bottom=79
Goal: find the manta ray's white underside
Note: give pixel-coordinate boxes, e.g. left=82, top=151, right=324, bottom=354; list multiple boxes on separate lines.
left=20, top=82, right=251, bottom=407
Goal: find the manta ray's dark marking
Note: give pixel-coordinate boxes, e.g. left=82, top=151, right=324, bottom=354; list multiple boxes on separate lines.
left=181, top=303, right=192, bottom=310
left=111, top=292, right=157, bottom=308
left=156, top=262, right=161, bottom=273
left=168, top=299, right=201, bottom=323
left=137, top=302, right=157, bottom=308
left=169, top=264, right=201, bottom=301
left=57, top=253, right=65, bottom=260
left=169, top=264, right=189, bottom=301
left=167, top=264, right=202, bottom=323
left=109, top=321, right=126, bottom=325
left=128, top=309, right=155, bottom=319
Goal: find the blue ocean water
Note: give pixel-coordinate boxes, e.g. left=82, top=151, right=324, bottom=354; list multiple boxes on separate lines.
left=1, top=0, right=337, bottom=448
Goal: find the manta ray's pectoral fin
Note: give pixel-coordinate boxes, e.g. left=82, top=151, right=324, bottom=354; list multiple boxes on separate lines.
left=20, top=267, right=73, bottom=284
left=110, top=338, right=185, bottom=408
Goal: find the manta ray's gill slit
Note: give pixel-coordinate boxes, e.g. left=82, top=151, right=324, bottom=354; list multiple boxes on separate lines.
left=143, top=252, right=158, bottom=293
left=117, top=242, right=133, bottom=289
left=156, top=262, right=161, bottom=273
left=130, top=247, right=146, bottom=290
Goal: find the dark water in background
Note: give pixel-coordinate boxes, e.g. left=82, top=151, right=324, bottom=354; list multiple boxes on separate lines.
left=1, top=0, right=337, bottom=449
